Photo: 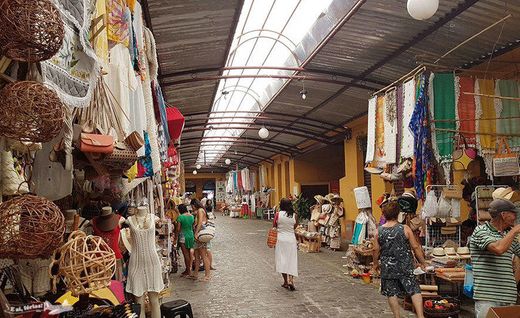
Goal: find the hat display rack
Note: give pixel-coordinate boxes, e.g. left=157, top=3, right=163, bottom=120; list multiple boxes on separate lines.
left=423, top=185, right=463, bottom=249
left=474, top=185, right=507, bottom=223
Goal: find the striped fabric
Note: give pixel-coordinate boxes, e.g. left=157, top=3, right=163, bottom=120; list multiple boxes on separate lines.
left=469, top=222, right=520, bottom=303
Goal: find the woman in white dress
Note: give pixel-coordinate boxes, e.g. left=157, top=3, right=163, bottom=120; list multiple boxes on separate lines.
left=274, top=198, right=298, bottom=291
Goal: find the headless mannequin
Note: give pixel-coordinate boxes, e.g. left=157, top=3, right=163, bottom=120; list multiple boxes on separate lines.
left=126, top=207, right=161, bottom=318
left=92, top=207, right=126, bottom=280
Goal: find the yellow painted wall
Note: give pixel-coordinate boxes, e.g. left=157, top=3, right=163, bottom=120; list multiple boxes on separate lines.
left=293, top=144, right=344, bottom=184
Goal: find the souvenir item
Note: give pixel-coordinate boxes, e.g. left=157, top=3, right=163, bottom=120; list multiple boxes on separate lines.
left=493, top=137, right=520, bottom=177
left=267, top=227, right=277, bottom=248
left=79, top=133, right=114, bottom=154
left=197, top=224, right=215, bottom=243
left=443, top=185, right=463, bottom=199
left=452, top=134, right=477, bottom=170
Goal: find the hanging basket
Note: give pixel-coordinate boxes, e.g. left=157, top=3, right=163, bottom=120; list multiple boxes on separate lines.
left=0, top=0, right=64, bottom=62
left=54, top=231, right=116, bottom=296
left=0, top=81, right=64, bottom=142
left=0, top=194, right=65, bottom=259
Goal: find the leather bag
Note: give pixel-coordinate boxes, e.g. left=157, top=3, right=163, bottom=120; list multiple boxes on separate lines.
left=452, top=134, right=477, bottom=171
left=125, top=131, right=144, bottom=151
left=79, top=133, right=114, bottom=154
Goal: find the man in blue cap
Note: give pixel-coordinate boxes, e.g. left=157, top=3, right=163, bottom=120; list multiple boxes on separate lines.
left=469, top=198, right=520, bottom=318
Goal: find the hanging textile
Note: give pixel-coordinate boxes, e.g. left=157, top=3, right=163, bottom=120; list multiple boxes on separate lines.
left=375, top=96, right=386, bottom=162
left=233, top=171, right=238, bottom=192
left=384, top=89, right=398, bottom=164
left=237, top=170, right=243, bottom=191
left=131, top=2, right=146, bottom=80
left=457, top=77, right=477, bottom=146
left=137, top=132, right=153, bottom=177
left=401, top=79, right=416, bottom=158
left=365, top=97, right=377, bottom=163
left=433, top=73, right=456, bottom=163
left=106, top=0, right=130, bottom=46
left=497, top=80, right=520, bottom=149
left=241, top=168, right=251, bottom=192
left=226, top=173, right=234, bottom=193
left=475, top=79, right=497, bottom=151
left=409, top=74, right=433, bottom=199
left=91, top=0, right=109, bottom=65
left=153, top=84, right=170, bottom=144
left=396, top=85, right=404, bottom=160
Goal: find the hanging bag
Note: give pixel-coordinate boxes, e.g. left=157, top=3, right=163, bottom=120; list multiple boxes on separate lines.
left=421, top=190, right=438, bottom=219
left=452, top=134, right=477, bottom=171
left=493, top=137, right=520, bottom=177
left=267, top=227, right=277, bottom=248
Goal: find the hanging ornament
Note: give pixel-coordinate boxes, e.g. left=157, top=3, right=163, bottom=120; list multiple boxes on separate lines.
left=407, top=0, right=439, bottom=20
left=225, top=158, right=231, bottom=165
left=258, top=127, right=269, bottom=139
left=0, top=0, right=64, bottom=62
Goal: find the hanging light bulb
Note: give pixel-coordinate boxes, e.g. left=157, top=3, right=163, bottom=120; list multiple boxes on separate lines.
left=258, top=126, right=269, bottom=139
left=225, top=158, right=231, bottom=165
left=192, top=170, right=198, bottom=175
left=196, top=164, right=201, bottom=169
left=407, top=0, right=438, bottom=20
left=300, top=89, right=307, bottom=100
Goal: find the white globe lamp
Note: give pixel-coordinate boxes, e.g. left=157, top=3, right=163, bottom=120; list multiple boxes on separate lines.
left=196, top=164, right=201, bottom=169
left=407, top=0, right=438, bottom=20
left=258, top=127, right=269, bottom=139
left=192, top=170, right=197, bottom=175
left=225, top=158, right=231, bottom=165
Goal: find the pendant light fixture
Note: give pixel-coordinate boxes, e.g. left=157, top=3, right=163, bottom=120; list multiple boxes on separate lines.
left=196, top=164, right=201, bottom=169
left=407, top=0, right=438, bottom=20
left=258, top=126, right=269, bottom=139
left=299, top=79, right=307, bottom=100
left=192, top=170, right=198, bottom=175
left=225, top=158, right=231, bottom=165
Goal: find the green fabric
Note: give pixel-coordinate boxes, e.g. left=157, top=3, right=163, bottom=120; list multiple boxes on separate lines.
left=433, top=73, right=456, bottom=161
left=178, top=214, right=195, bottom=249
left=469, top=222, right=520, bottom=303
left=497, top=80, right=520, bottom=148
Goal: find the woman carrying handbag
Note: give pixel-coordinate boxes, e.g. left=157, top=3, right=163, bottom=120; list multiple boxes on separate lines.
left=273, top=198, right=298, bottom=291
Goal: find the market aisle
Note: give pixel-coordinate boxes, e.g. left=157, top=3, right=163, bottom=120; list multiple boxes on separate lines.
left=166, top=214, right=412, bottom=318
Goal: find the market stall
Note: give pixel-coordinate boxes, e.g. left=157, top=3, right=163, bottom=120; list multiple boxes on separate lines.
left=0, top=0, right=184, bottom=317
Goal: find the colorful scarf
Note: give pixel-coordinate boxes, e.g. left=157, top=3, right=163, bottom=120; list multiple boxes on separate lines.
left=409, top=74, right=433, bottom=199
left=475, top=79, right=497, bottom=152
left=433, top=73, right=456, bottom=163
left=375, top=96, right=386, bottom=163
left=107, top=0, right=130, bottom=46
left=365, top=97, right=377, bottom=163
left=384, top=89, right=398, bottom=164
left=457, top=77, right=476, bottom=146
left=396, top=85, right=404, bottom=160
left=497, top=80, right=520, bottom=149
left=401, top=79, right=416, bottom=158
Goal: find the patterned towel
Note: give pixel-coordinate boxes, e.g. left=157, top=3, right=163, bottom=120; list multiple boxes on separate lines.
left=375, top=96, right=386, bottom=164
left=497, top=80, right=520, bottom=149
left=475, top=79, right=497, bottom=152
left=457, top=77, right=476, bottom=146
left=401, top=79, right=416, bottom=158
left=384, top=89, right=398, bottom=164
left=433, top=73, right=456, bottom=163
left=365, top=97, right=377, bottom=163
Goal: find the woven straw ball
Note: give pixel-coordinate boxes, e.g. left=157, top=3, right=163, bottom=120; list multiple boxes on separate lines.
left=57, top=231, right=116, bottom=296
left=0, top=81, right=64, bottom=142
left=0, top=0, right=64, bottom=62
left=0, top=194, right=65, bottom=259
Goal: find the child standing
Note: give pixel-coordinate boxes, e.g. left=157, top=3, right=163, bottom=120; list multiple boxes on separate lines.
left=372, top=200, right=426, bottom=318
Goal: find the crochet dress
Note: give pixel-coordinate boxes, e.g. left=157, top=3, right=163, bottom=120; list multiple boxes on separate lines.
left=126, top=214, right=164, bottom=297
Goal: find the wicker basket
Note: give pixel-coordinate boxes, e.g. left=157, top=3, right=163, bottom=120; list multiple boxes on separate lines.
left=0, top=0, right=64, bottom=62
left=0, top=195, right=65, bottom=259
left=54, top=231, right=116, bottom=296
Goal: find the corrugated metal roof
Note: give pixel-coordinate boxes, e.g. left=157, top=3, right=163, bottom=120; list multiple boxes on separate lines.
left=145, top=0, right=520, bottom=171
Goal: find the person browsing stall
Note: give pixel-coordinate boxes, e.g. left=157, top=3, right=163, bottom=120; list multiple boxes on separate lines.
left=469, top=199, right=520, bottom=318
left=372, top=200, right=426, bottom=318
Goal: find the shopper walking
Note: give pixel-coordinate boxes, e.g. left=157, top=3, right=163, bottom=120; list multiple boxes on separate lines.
left=469, top=199, right=520, bottom=318
left=274, top=198, right=298, bottom=291
left=372, top=200, right=426, bottom=318
left=176, top=204, right=195, bottom=278
left=190, top=199, right=211, bottom=281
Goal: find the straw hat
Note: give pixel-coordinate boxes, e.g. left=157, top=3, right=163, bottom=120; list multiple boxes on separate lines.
left=325, top=193, right=335, bottom=203
left=493, top=187, right=513, bottom=200
left=444, top=247, right=456, bottom=255
left=504, top=190, right=520, bottom=202
left=364, top=166, right=383, bottom=175
left=314, top=195, right=325, bottom=204
left=432, top=247, right=445, bottom=257
left=457, top=247, right=470, bottom=255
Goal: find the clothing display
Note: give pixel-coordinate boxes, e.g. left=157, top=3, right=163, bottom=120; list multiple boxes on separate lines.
left=91, top=215, right=123, bottom=259
left=126, top=214, right=165, bottom=297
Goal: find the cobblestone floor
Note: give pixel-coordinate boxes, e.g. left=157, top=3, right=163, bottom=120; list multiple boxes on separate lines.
left=166, top=214, right=472, bottom=317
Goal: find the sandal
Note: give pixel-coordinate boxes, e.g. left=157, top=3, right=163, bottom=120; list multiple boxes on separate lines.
left=288, top=284, right=295, bottom=291
left=187, top=275, right=198, bottom=280
left=281, top=283, right=289, bottom=289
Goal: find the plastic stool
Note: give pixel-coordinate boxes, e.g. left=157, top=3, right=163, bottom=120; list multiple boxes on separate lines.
left=161, top=300, right=193, bottom=318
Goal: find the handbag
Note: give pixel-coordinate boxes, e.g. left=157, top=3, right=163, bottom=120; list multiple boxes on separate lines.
left=493, top=138, right=520, bottom=177
left=103, top=142, right=138, bottom=170
left=197, top=224, right=215, bottom=243
left=79, top=133, right=114, bottom=154
left=452, top=134, right=477, bottom=171
left=267, top=227, right=277, bottom=248
left=437, top=195, right=453, bottom=217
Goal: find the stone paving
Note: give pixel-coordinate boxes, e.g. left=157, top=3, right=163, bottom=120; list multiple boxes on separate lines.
left=165, top=214, right=472, bottom=317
